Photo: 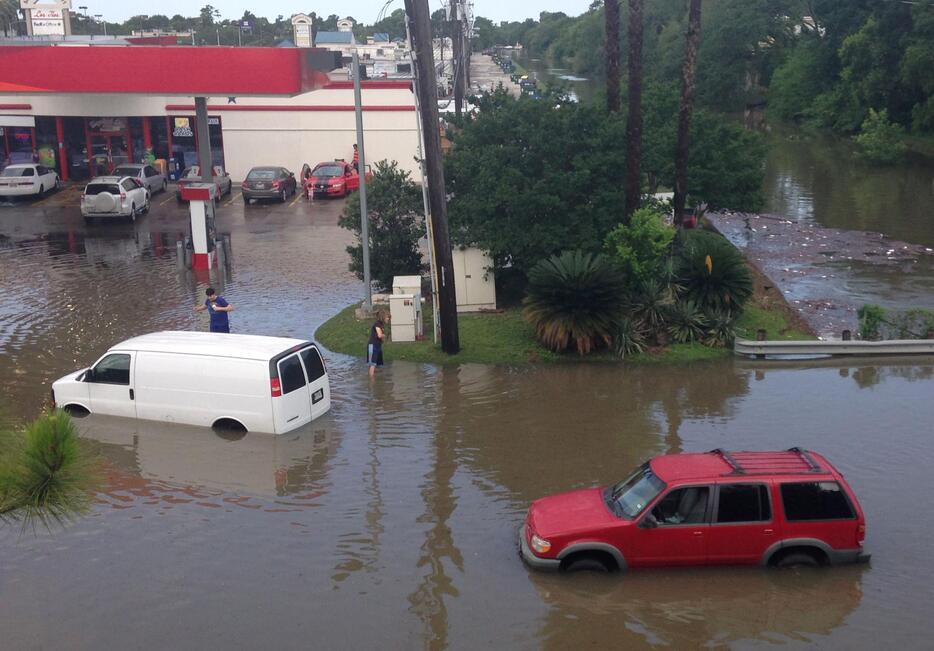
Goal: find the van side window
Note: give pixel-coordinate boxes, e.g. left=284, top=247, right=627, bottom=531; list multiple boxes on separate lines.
left=716, top=484, right=771, bottom=523
left=780, top=482, right=855, bottom=521
left=300, top=347, right=326, bottom=382
left=279, top=355, right=306, bottom=394
left=91, top=354, right=130, bottom=385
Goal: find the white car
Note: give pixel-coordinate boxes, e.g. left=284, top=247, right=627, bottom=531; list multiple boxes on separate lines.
left=112, top=163, right=168, bottom=195
left=81, top=176, right=150, bottom=224
left=0, top=164, right=60, bottom=198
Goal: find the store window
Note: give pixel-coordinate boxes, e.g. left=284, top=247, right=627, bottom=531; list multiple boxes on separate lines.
left=129, top=118, right=146, bottom=165
left=35, top=117, right=57, bottom=171
left=4, top=127, right=35, bottom=166
left=62, top=117, right=90, bottom=181
left=170, top=116, right=225, bottom=175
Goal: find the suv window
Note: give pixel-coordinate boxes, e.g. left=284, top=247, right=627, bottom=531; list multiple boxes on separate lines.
left=781, top=482, right=855, bottom=521
left=716, top=484, right=771, bottom=523
left=85, top=183, right=120, bottom=195
left=279, top=354, right=307, bottom=394
left=300, top=347, right=326, bottom=382
left=121, top=179, right=136, bottom=192
left=651, top=486, right=710, bottom=525
left=91, top=354, right=130, bottom=385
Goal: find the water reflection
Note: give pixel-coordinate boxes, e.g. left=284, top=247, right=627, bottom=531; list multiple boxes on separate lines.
left=534, top=566, right=865, bottom=648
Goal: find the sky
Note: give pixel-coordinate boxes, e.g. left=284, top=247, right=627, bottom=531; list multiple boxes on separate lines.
left=81, top=1, right=595, bottom=25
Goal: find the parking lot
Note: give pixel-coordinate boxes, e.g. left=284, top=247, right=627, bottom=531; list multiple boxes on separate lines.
left=0, top=180, right=349, bottom=233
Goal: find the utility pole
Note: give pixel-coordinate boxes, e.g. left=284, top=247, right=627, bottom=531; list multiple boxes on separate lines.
left=404, top=0, right=460, bottom=354
left=352, top=50, right=372, bottom=311
left=450, top=2, right=464, bottom=118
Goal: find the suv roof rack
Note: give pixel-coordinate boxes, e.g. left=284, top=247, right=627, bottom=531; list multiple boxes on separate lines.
left=708, top=448, right=825, bottom=476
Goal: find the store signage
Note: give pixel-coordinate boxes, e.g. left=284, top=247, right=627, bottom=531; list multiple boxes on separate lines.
left=21, top=1, right=71, bottom=37
left=173, top=118, right=193, bottom=137
left=88, top=117, right=126, bottom=133
left=31, top=19, right=64, bottom=35
left=31, top=8, right=62, bottom=19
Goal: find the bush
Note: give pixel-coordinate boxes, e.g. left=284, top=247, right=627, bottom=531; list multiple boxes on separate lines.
left=854, top=109, right=907, bottom=164
left=676, top=230, right=753, bottom=316
left=614, top=318, right=647, bottom=359
left=605, top=208, right=676, bottom=284
left=338, top=160, right=426, bottom=291
left=523, top=250, right=629, bottom=354
left=666, top=300, right=707, bottom=344
left=703, top=310, right=738, bottom=347
left=0, top=410, right=96, bottom=528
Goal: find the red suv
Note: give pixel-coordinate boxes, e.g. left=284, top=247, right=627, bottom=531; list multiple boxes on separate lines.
left=520, top=448, right=870, bottom=572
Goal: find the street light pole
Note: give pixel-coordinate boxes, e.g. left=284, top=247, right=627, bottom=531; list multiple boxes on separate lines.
left=352, top=50, right=372, bottom=311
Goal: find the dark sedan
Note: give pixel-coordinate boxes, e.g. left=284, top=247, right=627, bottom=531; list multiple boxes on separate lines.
left=241, top=166, right=297, bottom=204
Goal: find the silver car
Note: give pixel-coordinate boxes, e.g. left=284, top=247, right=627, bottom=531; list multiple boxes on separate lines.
left=111, top=163, right=167, bottom=195
left=81, top=176, right=151, bottom=224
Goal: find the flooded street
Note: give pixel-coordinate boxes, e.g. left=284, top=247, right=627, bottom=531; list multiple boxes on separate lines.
left=3, top=189, right=934, bottom=649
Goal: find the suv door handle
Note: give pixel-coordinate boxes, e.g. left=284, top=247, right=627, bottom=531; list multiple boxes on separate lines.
left=764, top=528, right=774, bottom=535
left=129, top=389, right=135, bottom=400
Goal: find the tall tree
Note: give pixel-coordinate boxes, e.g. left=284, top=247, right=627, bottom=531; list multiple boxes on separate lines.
left=605, top=0, right=621, bottom=112
left=673, top=0, right=702, bottom=226
left=623, top=0, right=644, bottom=219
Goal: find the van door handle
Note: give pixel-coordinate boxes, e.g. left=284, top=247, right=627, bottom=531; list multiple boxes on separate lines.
left=129, top=389, right=135, bottom=400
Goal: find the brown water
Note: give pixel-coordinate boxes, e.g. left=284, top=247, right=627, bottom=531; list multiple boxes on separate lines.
left=4, top=192, right=934, bottom=649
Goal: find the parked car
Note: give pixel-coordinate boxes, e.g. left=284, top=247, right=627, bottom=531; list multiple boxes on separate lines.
left=520, top=448, right=870, bottom=573
left=175, top=165, right=233, bottom=203
left=81, top=176, right=150, bottom=224
left=241, top=166, right=298, bottom=204
left=51, top=331, right=331, bottom=434
left=0, top=164, right=60, bottom=198
left=306, top=161, right=372, bottom=199
left=112, top=163, right=167, bottom=195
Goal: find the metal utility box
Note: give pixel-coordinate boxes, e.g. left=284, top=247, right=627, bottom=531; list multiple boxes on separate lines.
left=392, top=275, right=423, bottom=298
left=389, top=293, right=423, bottom=343
left=452, top=248, right=496, bottom=312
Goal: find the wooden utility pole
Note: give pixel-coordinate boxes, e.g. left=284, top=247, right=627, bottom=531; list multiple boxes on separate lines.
left=673, top=0, right=702, bottom=227
left=451, top=4, right=464, bottom=119
left=405, top=0, right=461, bottom=354
left=605, top=0, right=621, bottom=113
left=623, top=0, right=644, bottom=220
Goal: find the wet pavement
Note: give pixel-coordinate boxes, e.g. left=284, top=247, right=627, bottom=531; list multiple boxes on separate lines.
left=471, top=54, right=521, bottom=97
left=3, top=185, right=934, bottom=649
left=708, top=211, right=934, bottom=337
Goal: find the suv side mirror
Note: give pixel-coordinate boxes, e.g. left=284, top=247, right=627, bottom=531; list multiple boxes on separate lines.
left=639, top=513, right=659, bottom=529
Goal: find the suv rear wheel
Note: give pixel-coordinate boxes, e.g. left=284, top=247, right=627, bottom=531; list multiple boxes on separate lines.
left=774, top=550, right=823, bottom=569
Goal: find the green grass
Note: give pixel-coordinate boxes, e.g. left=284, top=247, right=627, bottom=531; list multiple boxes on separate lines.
left=316, top=304, right=560, bottom=365
left=316, top=296, right=813, bottom=367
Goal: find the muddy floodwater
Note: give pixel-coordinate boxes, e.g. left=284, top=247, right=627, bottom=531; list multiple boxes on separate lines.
left=4, top=194, right=934, bottom=649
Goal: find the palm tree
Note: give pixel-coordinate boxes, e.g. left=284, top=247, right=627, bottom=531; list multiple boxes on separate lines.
left=673, top=0, right=703, bottom=226
left=605, top=0, right=621, bottom=113
left=623, top=0, right=644, bottom=220
left=0, top=0, right=21, bottom=36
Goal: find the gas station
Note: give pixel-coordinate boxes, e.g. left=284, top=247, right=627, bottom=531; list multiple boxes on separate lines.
left=0, top=44, right=341, bottom=270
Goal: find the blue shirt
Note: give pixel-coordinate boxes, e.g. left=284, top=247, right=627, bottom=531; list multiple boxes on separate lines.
left=205, top=296, right=229, bottom=332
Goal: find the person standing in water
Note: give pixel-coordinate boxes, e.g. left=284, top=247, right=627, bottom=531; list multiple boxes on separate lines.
left=194, top=287, right=233, bottom=333
left=367, top=314, right=386, bottom=377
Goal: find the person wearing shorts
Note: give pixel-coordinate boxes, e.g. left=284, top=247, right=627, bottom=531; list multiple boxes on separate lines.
left=367, top=315, right=385, bottom=377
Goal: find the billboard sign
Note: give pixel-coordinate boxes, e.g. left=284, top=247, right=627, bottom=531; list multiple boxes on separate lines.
left=31, top=19, right=65, bottom=36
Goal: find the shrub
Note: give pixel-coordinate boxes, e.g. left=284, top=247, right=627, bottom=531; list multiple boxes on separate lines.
left=676, top=230, right=753, bottom=316
left=604, top=208, right=675, bottom=284
left=0, top=410, right=96, bottom=528
left=629, top=277, right=674, bottom=337
left=854, top=109, right=907, bottom=165
left=857, top=304, right=886, bottom=340
left=614, top=318, right=647, bottom=359
left=338, top=160, right=426, bottom=291
left=703, top=310, right=738, bottom=348
left=667, top=300, right=707, bottom=344
left=523, top=250, right=629, bottom=354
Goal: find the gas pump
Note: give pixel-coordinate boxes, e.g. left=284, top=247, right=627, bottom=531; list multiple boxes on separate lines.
left=181, top=183, right=217, bottom=270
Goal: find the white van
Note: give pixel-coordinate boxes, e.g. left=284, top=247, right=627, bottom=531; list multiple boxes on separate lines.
left=52, top=332, right=330, bottom=434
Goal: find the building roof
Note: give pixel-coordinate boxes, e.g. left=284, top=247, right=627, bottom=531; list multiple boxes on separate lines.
left=114, top=331, right=312, bottom=361
left=315, top=31, right=353, bottom=45
left=372, top=33, right=390, bottom=42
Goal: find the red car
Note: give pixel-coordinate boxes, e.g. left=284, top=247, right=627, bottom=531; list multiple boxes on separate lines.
left=305, top=161, right=372, bottom=199
left=520, top=448, right=869, bottom=572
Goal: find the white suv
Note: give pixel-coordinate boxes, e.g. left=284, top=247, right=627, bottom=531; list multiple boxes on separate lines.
left=81, top=176, right=150, bottom=224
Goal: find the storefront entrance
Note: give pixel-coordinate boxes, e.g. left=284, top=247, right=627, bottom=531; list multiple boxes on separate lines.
left=85, top=118, right=132, bottom=177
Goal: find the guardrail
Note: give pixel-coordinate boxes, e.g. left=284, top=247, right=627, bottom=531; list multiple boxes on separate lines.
left=734, top=339, right=934, bottom=358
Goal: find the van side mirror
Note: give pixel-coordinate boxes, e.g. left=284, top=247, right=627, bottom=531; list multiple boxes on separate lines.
left=639, top=513, right=659, bottom=529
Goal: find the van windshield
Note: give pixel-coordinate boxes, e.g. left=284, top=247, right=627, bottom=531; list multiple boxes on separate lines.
left=604, top=464, right=666, bottom=519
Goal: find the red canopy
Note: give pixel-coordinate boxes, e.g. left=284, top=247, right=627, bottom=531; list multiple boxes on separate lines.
left=0, top=46, right=336, bottom=96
